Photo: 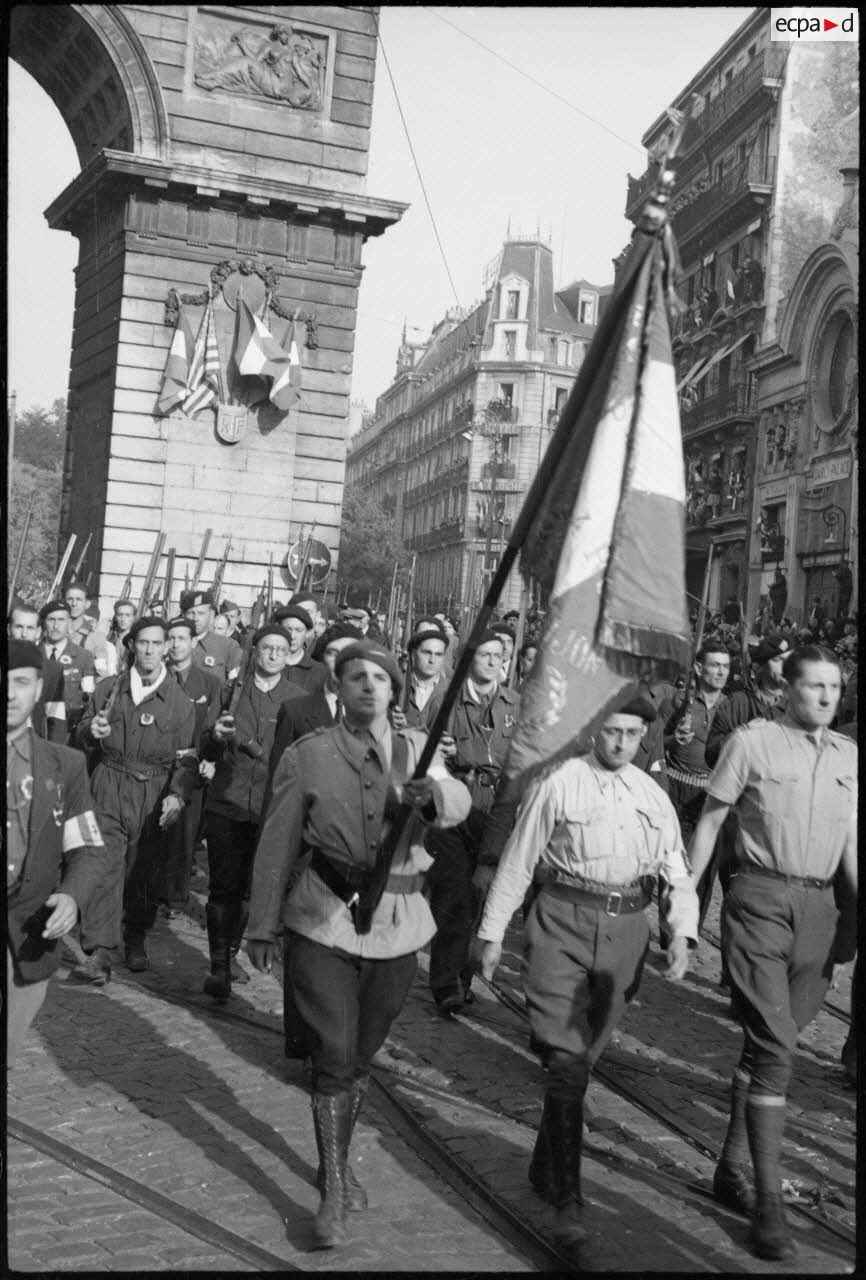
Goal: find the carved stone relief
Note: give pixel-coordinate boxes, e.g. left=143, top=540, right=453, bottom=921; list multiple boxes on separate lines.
left=194, top=16, right=328, bottom=111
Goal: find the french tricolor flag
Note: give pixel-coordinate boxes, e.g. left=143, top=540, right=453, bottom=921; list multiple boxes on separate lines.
left=235, top=297, right=301, bottom=413
left=505, top=230, right=691, bottom=786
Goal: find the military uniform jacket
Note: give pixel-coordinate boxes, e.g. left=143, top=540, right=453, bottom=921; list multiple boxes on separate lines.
left=447, top=681, right=519, bottom=808
left=191, top=631, right=243, bottom=685
left=248, top=722, right=472, bottom=959
left=47, top=640, right=96, bottom=721
left=204, top=674, right=302, bottom=824
left=8, top=734, right=111, bottom=982
left=78, top=672, right=198, bottom=804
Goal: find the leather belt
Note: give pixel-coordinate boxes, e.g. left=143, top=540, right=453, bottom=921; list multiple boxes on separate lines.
left=309, top=849, right=426, bottom=906
left=734, top=864, right=834, bottom=891
left=665, top=764, right=710, bottom=788
left=100, top=754, right=172, bottom=782
left=539, top=874, right=651, bottom=917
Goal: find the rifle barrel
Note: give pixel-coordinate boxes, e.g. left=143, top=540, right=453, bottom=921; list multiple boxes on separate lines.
left=7, top=495, right=35, bottom=611
left=189, top=528, right=212, bottom=593
left=135, top=532, right=167, bottom=619
left=70, top=531, right=93, bottom=581
left=47, top=534, right=77, bottom=602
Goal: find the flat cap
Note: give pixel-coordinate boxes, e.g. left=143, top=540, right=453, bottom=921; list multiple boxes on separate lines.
left=180, top=589, right=215, bottom=612
left=334, top=639, right=403, bottom=693
left=8, top=639, right=44, bottom=672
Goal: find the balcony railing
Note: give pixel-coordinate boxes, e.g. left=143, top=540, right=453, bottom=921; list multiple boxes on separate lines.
left=481, top=459, right=517, bottom=481
left=484, top=401, right=518, bottom=424
left=681, top=381, right=755, bottom=434
left=670, top=153, right=775, bottom=244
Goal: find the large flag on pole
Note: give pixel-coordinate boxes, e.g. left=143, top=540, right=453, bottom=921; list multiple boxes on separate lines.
left=184, top=297, right=222, bottom=415
left=235, top=297, right=301, bottom=412
left=505, top=230, right=691, bottom=787
left=157, top=304, right=195, bottom=415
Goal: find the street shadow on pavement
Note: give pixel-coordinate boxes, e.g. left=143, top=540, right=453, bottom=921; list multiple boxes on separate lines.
left=31, top=964, right=322, bottom=1250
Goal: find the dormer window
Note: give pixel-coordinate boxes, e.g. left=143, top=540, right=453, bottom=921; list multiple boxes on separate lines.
left=506, top=290, right=520, bottom=320
left=579, top=295, right=595, bottom=325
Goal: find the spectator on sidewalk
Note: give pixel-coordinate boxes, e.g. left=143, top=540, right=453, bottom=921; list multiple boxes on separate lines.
left=7, top=641, right=111, bottom=1065
left=689, top=646, right=857, bottom=1262
left=475, top=696, right=698, bottom=1246
left=247, top=639, right=471, bottom=1248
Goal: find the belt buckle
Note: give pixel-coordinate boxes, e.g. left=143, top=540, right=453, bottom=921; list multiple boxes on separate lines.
left=604, top=891, right=622, bottom=917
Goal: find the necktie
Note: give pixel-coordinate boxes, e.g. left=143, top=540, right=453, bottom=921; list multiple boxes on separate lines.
left=333, top=698, right=342, bottom=723
left=50, top=647, right=58, bottom=661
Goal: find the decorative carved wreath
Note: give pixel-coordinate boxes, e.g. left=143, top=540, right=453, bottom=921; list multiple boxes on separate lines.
left=164, top=258, right=318, bottom=347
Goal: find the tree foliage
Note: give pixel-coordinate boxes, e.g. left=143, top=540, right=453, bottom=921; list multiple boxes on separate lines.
left=7, top=400, right=66, bottom=604
left=337, top=485, right=408, bottom=603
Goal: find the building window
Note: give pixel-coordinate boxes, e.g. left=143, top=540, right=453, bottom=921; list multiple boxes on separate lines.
left=714, top=160, right=724, bottom=186
left=498, top=382, right=514, bottom=406
left=505, top=290, right=520, bottom=320
left=555, top=386, right=569, bottom=412
left=558, top=340, right=569, bottom=364
left=579, top=295, right=595, bottom=324
left=504, top=330, right=517, bottom=359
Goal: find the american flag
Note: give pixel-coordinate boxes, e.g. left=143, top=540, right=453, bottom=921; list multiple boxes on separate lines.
left=184, top=297, right=222, bottom=414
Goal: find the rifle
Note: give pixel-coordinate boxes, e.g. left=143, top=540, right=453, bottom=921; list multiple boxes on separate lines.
left=119, top=563, right=134, bottom=604
left=47, top=534, right=77, bottom=602
left=69, top=532, right=93, bottom=586
left=296, top=525, right=316, bottom=592
left=210, top=538, right=232, bottom=603
left=189, top=528, right=212, bottom=594
left=374, top=586, right=382, bottom=614
left=266, top=553, right=274, bottom=620
left=135, top=531, right=167, bottom=619
left=385, top=561, right=399, bottom=638
left=183, top=563, right=190, bottom=594
left=7, top=494, right=35, bottom=611
left=163, top=548, right=176, bottom=618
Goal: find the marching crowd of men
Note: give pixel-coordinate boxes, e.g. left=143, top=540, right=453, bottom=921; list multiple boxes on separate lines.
left=6, top=575, right=858, bottom=1259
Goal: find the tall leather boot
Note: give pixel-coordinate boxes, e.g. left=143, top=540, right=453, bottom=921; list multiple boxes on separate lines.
left=746, top=1095, right=796, bottom=1261
left=545, top=1090, right=587, bottom=1247
left=229, top=899, right=250, bottom=985
left=203, top=902, right=232, bottom=1001
left=528, top=1093, right=558, bottom=1201
left=317, top=1075, right=368, bottom=1211
left=311, top=1091, right=350, bottom=1247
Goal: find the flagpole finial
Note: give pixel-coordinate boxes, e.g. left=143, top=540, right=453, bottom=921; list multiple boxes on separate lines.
left=638, top=94, right=701, bottom=236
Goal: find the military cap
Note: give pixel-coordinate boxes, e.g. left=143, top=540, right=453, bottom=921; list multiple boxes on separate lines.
left=8, top=639, right=44, bottom=672
left=38, top=599, right=71, bottom=624
left=334, top=639, right=403, bottom=693
left=753, top=634, right=789, bottom=665
left=407, top=627, right=448, bottom=654
left=273, top=603, right=314, bottom=630
left=180, top=589, right=215, bottom=612
left=616, top=693, right=657, bottom=723
left=219, top=599, right=240, bottom=614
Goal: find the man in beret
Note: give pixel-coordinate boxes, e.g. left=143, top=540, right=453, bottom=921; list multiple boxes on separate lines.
left=39, top=599, right=98, bottom=743
left=219, top=600, right=247, bottom=645
left=476, top=697, right=699, bottom=1245
left=198, top=623, right=304, bottom=999
left=392, top=624, right=448, bottom=732
left=289, top=591, right=321, bottom=642
left=74, top=617, right=198, bottom=979
left=491, top=623, right=516, bottom=683
left=247, top=638, right=471, bottom=1247
left=426, top=629, right=519, bottom=1014
left=182, top=589, right=243, bottom=685
left=273, top=603, right=326, bottom=693
left=6, top=640, right=113, bottom=1065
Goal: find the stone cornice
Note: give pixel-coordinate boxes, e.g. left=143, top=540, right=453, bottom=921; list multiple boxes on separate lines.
left=45, top=149, right=408, bottom=236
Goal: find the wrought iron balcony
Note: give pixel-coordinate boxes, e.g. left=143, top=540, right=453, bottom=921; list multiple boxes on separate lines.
left=681, top=381, right=755, bottom=435
left=481, top=459, right=517, bottom=481
left=670, top=153, right=775, bottom=245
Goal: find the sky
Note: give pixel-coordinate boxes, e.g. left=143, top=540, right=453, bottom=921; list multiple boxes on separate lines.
left=7, top=5, right=749, bottom=421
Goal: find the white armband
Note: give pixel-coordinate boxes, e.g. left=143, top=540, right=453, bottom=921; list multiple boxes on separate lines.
left=63, top=811, right=104, bottom=851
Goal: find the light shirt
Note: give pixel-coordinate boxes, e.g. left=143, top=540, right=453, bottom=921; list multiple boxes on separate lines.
left=707, top=716, right=857, bottom=880
left=410, top=672, right=440, bottom=712
left=478, top=754, right=699, bottom=945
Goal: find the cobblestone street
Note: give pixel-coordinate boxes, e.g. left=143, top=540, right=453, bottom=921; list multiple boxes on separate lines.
left=7, top=884, right=856, bottom=1273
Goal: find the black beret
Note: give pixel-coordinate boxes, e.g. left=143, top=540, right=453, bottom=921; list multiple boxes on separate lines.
left=475, top=629, right=506, bottom=649
left=617, top=694, right=657, bottom=723
left=219, top=599, right=240, bottom=614
left=127, top=615, right=168, bottom=643
left=38, top=599, right=70, bottom=624
left=408, top=627, right=448, bottom=654
left=252, top=623, right=290, bottom=647
left=754, top=635, right=789, bottom=665
left=180, top=589, right=215, bottom=612
left=8, top=639, right=43, bottom=672
left=334, top=640, right=403, bottom=692
left=273, top=603, right=314, bottom=630
left=413, top=615, right=445, bottom=634
left=312, top=622, right=363, bottom=662
left=492, top=624, right=516, bottom=642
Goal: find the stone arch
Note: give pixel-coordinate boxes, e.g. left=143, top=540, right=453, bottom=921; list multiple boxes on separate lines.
left=9, top=4, right=169, bottom=165
left=777, top=243, right=853, bottom=366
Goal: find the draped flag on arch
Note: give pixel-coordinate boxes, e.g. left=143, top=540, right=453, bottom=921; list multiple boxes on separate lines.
left=157, top=303, right=196, bottom=415
left=235, top=297, right=301, bottom=413
left=184, top=297, right=223, bottom=415
left=504, top=229, right=691, bottom=788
